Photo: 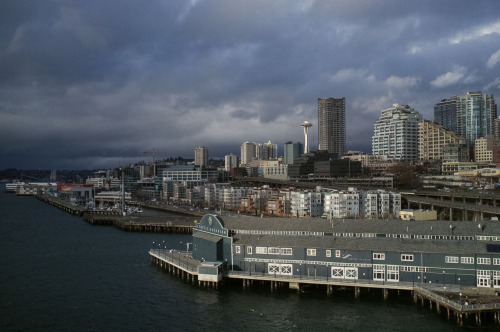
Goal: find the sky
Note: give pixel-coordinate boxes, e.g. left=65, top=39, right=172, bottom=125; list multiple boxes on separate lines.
left=2, top=0, right=500, bottom=170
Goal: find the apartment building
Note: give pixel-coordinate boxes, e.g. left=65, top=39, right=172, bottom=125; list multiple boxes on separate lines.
left=418, top=120, right=465, bottom=161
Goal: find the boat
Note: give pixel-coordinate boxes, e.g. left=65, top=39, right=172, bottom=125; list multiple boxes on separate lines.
left=4, top=181, right=25, bottom=193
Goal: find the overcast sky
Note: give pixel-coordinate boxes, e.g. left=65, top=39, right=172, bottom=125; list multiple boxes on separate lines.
left=1, top=0, right=500, bottom=170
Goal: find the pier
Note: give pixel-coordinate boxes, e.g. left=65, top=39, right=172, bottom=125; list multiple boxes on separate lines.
left=35, top=195, right=195, bottom=234
left=83, top=214, right=194, bottom=233
left=149, top=248, right=500, bottom=326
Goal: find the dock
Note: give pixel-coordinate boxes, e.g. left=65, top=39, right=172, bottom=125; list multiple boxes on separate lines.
left=35, top=195, right=196, bottom=234
left=149, top=248, right=500, bottom=326
left=83, top=214, right=194, bottom=233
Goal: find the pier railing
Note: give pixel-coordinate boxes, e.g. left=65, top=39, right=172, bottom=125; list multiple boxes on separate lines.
left=415, top=285, right=500, bottom=312
left=149, top=248, right=198, bottom=273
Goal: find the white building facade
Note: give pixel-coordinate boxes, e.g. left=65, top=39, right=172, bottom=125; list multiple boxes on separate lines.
left=372, top=103, right=422, bottom=161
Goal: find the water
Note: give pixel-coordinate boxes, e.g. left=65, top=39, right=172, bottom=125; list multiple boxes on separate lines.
left=0, top=189, right=494, bottom=331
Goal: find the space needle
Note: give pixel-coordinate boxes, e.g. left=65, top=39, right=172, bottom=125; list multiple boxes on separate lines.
left=301, top=121, right=313, bottom=154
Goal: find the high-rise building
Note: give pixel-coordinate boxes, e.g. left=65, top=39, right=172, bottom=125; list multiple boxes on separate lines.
left=434, top=96, right=459, bottom=134
left=224, top=154, right=239, bottom=172
left=194, top=146, right=209, bottom=167
left=256, top=141, right=277, bottom=160
left=434, top=92, right=497, bottom=144
left=318, top=97, right=346, bottom=156
left=283, top=141, right=303, bottom=164
left=418, top=120, right=466, bottom=161
left=372, top=103, right=422, bottom=161
left=240, top=141, right=256, bottom=166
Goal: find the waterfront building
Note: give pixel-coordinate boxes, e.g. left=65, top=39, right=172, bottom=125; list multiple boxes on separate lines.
left=194, top=146, right=209, bottom=167
left=192, top=214, right=500, bottom=289
left=283, top=141, right=303, bottom=164
left=318, top=97, right=346, bottom=156
left=204, top=183, right=230, bottom=208
left=239, top=187, right=277, bottom=215
left=358, top=190, right=401, bottom=219
left=418, top=120, right=466, bottom=161
left=323, top=189, right=360, bottom=219
left=94, top=191, right=131, bottom=205
left=475, top=135, right=500, bottom=163
left=222, top=187, right=253, bottom=210
left=290, top=190, right=323, bottom=218
left=435, top=92, right=497, bottom=144
left=372, top=104, right=422, bottom=161
left=266, top=189, right=293, bottom=217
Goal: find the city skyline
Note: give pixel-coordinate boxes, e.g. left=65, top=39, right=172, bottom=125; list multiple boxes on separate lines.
left=2, top=1, right=500, bottom=169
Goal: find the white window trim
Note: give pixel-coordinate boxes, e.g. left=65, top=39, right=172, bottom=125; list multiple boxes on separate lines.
left=235, top=246, right=241, bottom=254
left=477, top=258, right=491, bottom=265
left=326, top=250, right=331, bottom=258
left=247, top=246, right=252, bottom=255
left=373, top=253, right=385, bottom=260
left=268, top=247, right=280, bottom=255
left=256, top=247, right=267, bottom=254
left=445, top=256, right=458, bottom=263
left=401, top=254, right=414, bottom=262
left=307, top=248, right=317, bottom=256
left=461, top=257, right=474, bottom=264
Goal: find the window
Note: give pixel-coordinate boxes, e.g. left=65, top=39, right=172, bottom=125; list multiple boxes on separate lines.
left=461, top=257, right=474, bottom=264
left=268, top=247, right=280, bottom=255
left=373, top=264, right=385, bottom=280
left=281, top=248, right=292, bottom=255
left=401, top=254, right=414, bottom=262
left=326, top=250, right=331, bottom=258
left=373, top=253, right=385, bottom=260
left=256, top=247, right=267, bottom=254
left=307, top=249, right=316, bottom=256
left=247, top=246, right=252, bottom=255
left=336, top=250, right=341, bottom=258
left=387, top=265, right=399, bottom=282
left=494, top=258, right=500, bottom=265
left=445, top=256, right=458, bottom=263
left=235, top=246, right=241, bottom=254
left=477, top=258, right=491, bottom=265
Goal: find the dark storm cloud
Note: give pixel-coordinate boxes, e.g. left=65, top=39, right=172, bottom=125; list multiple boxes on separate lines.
left=1, top=0, right=500, bottom=169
